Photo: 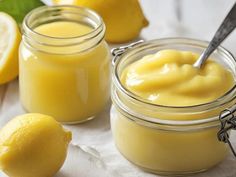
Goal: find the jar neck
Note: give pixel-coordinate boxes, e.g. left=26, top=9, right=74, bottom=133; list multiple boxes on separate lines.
left=22, top=5, right=105, bottom=54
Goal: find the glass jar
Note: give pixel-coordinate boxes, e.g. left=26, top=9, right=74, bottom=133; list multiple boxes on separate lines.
left=111, top=38, right=236, bottom=175
left=19, top=6, right=111, bottom=124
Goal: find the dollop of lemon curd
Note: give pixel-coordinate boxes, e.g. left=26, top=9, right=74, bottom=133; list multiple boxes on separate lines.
left=121, top=49, right=234, bottom=107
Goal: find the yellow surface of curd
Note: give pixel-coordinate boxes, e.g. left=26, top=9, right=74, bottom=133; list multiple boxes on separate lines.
left=121, top=49, right=234, bottom=107
left=20, top=6, right=110, bottom=123
left=111, top=40, right=236, bottom=175
left=35, top=21, right=92, bottom=38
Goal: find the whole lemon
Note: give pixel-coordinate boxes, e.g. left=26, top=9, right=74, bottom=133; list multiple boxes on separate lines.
left=0, top=113, right=72, bottom=177
left=54, top=0, right=149, bottom=43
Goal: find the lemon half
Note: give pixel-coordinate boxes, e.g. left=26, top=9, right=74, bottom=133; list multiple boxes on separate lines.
left=0, top=12, right=21, bottom=84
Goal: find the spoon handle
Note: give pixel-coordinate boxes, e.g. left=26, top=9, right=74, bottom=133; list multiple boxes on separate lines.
left=194, top=2, right=236, bottom=68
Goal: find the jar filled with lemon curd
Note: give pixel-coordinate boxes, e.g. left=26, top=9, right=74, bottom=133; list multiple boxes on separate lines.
left=19, top=6, right=111, bottom=123
left=111, top=38, right=236, bottom=175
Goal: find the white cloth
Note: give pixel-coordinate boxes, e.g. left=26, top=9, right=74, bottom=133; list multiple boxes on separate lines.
left=1, top=0, right=236, bottom=176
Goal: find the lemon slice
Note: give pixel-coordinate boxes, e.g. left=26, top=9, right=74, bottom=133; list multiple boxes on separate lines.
left=0, top=12, right=21, bottom=84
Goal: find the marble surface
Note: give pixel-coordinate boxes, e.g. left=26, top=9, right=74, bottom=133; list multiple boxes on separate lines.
left=0, top=0, right=236, bottom=176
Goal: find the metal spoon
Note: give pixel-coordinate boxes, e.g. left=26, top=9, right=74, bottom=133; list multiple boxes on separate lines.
left=193, top=2, right=236, bottom=69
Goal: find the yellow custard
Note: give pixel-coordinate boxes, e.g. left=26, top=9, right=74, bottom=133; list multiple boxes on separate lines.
left=121, top=49, right=234, bottom=107
left=34, top=21, right=92, bottom=37
left=20, top=6, right=110, bottom=123
left=111, top=44, right=236, bottom=175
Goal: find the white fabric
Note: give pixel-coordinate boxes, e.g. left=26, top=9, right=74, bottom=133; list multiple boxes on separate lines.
left=1, top=0, right=236, bottom=176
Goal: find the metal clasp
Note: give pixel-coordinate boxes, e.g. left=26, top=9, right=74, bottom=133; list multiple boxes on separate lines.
left=111, top=40, right=144, bottom=65
left=218, top=104, right=236, bottom=157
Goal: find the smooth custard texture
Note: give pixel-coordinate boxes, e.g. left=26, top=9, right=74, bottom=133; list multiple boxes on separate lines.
left=19, top=21, right=110, bottom=123
left=35, top=21, right=92, bottom=38
left=112, top=49, right=235, bottom=174
left=121, top=50, right=234, bottom=106
left=112, top=111, right=228, bottom=174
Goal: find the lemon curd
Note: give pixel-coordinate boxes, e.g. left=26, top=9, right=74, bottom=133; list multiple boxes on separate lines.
left=121, top=49, right=234, bottom=108
left=35, top=21, right=92, bottom=38
left=19, top=6, right=110, bottom=123
left=111, top=39, right=236, bottom=175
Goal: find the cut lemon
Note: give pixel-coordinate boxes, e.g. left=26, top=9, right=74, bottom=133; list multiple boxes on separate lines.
left=0, top=12, right=21, bottom=84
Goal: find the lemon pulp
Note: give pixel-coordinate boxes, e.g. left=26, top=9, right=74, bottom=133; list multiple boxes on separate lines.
left=0, top=12, right=21, bottom=84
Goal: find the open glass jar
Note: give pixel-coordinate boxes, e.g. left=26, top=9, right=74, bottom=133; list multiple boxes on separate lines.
left=111, top=38, right=236, bottom=175
left=19, top=6, right=111, bottom=124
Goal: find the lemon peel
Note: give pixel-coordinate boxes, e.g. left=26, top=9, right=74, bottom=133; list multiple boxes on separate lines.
left=0, top=113, right=72, bottom=177
left=53, top=0, right=149, bottom=43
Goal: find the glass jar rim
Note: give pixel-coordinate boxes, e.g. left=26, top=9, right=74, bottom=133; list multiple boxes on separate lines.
left=23, top=5, right=104, bottom=40
left=112, top=38, right=236, bottom=127
left=22, top=5, right=106, bottom=54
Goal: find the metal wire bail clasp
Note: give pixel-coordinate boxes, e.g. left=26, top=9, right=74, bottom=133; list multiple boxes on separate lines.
left=111, top=40, right=144, bottom=65
left=218, top=104, right=236, bottom=157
